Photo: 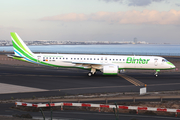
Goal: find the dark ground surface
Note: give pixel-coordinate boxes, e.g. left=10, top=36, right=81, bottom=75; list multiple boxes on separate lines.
left=0, top=64, right=179, bottom=100
left=0, top=54, right=180, bottom=120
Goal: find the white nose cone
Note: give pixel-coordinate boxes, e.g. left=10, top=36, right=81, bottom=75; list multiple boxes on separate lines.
left=167, top=62, right=175, bottom=69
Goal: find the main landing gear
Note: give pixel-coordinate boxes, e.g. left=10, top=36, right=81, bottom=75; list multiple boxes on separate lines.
left=88, top=72, right=93, bottom=77
left=87, top=68, right=96, bottom=77
left=154, top=70, right=160, bottom=77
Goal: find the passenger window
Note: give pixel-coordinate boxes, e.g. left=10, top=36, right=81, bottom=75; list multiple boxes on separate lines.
left=113, top=59, right=114, bottom=61
left=77, top=58, right=79, bottom=60
left=56, top=57, right=58, bottom=59
left=119, top=59, right=121, bottom=61
left=97, top=58, right=99, bottom=60
left=87, top=58, right=89, bottom=60
left=71, top=58, right=73, bottom=60
left=123, top=59, right=125, bottom=61
left=66, top=58, right=68, bottom=60
left=81, top=58, right=82, bottom=60
left=50, top=57, right=51, bottom=59
left=84, top=58, right=86, bottom=60
left=109, top=59, right=111, bottom=61
left=74, top=58, right=76, bottom=60
left=94, top=58, right=96, bottom=60
left=116, top=59, right=118, bottom=61
left=90, top=58, right=92, bottom=60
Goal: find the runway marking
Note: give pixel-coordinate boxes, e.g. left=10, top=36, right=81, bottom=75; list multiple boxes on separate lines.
left=51, top=85, right=136, bottom=91
left=0, top=83, right=48, bottom=94
left=0, top=73, right=80, bottom=78
left=118, top=74, right=145, bottom=86
left=51, top=81, right=180, bottom=92
left=147, top=82, right=180, bottom=87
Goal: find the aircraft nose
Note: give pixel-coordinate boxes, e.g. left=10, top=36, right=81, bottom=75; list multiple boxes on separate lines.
left=167, top=62, right=175, bottom=69
left=172, top=64, right=176, bottom=68
left=170, top=63, right=175, bottom=68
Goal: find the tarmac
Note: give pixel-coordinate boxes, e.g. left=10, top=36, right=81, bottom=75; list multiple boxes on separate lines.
left=0, top=54, right=179, bottom=100
left=0, top=53, right=180, bottom=120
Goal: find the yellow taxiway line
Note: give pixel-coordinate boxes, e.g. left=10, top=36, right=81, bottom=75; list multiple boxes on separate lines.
left=118, top=74, right=145, bottom=86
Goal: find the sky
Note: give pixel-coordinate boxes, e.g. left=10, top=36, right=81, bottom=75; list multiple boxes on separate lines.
left=1, top=0, right=180, bottom=43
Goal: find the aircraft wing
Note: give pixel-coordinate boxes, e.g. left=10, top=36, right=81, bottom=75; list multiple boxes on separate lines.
left=71, top=61, right=112, bottom=69
left=72, top=61, right=103, bottom=65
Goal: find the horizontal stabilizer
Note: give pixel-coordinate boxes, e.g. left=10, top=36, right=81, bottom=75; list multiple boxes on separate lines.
left=7, top=54, right=25, bottom=58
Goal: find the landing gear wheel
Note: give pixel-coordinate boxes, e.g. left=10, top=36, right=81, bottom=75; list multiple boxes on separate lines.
left=88, top=72, right=92, bottom=77
left=154, top=74, right=158, bottom=77
left=154, top=70, right=160, bottom=77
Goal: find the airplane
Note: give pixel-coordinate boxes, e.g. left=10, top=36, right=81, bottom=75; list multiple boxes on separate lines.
left=9, top=32, right=175, bottom=77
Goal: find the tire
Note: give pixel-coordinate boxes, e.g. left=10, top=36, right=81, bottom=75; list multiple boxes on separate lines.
left=154, top=74, right=158, bottom=77
left=88, top=72, right=92, bottom=77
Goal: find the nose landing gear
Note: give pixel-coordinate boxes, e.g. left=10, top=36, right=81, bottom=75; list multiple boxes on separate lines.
left=154, top=70, right=160, bottom=77
left=154, top=73, right=158, bottom=77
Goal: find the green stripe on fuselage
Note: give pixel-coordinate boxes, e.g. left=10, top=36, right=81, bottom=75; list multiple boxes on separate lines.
left=103, top=73, right=118, bottom=75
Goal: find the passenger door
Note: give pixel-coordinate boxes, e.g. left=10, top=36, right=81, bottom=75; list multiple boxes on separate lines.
left=100, top=57, right=103, bottom=63
left=154, top=58, right=158, bottom=66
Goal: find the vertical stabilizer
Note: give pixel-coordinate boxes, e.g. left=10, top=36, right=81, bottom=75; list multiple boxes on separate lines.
left=11, top=32, right=34, bottom=57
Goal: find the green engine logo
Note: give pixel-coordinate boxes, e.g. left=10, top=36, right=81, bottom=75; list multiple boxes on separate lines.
left=126, top=57, right=150, bottom=64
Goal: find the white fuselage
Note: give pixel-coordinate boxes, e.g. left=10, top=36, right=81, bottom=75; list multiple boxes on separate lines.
left=34, top=54, right=175, bottom=70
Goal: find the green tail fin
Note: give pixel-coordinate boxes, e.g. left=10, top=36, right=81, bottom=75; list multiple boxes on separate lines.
left=11, top=32, right=34, bottom=57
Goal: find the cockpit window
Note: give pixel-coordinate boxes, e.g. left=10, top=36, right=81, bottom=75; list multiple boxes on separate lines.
left=162, top=59, right=168, bottom=62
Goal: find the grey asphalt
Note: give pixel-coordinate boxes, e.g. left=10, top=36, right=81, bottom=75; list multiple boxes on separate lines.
left=0, top=64, right=179, bottom=100
left=0, top=61, right=180, bottom=119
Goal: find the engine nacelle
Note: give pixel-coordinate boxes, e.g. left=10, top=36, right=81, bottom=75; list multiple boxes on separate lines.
left=102, top=65, right=119, bottom=75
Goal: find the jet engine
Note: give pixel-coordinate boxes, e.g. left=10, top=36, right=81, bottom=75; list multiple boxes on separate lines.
left=102, top=65, right=119, bottom=75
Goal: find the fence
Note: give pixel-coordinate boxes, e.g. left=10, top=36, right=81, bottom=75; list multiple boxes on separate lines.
left=15, top=102, right=180, bottom=117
